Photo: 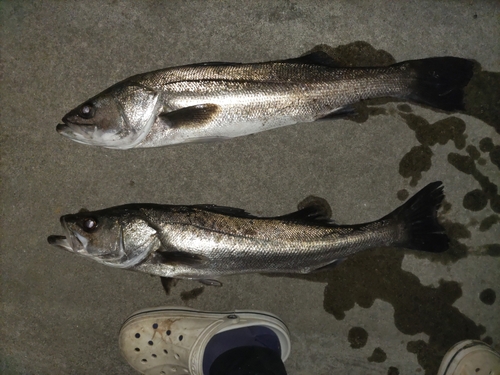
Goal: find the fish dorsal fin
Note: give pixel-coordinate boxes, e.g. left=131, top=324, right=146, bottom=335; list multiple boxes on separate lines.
left=191, top=204, right=258, bottom=219
left=278, top=195, right=333, bottom=222
left=280, top=51, right=343, bottom=67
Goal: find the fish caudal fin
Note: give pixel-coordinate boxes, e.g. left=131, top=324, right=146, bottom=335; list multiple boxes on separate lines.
left=385, top=181, right=449, bottom=253
left=403, top=57, right=474, bottom=111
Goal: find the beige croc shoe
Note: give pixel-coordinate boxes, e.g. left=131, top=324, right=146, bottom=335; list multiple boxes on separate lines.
left=119, top=306, right=291, bottom=375
left=437, top=340, right=500, bottom=375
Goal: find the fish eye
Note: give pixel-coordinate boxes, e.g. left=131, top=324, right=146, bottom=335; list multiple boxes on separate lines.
left=81, top=218, right=98, bottom=232
left=79, top=103, right=95, bottom=119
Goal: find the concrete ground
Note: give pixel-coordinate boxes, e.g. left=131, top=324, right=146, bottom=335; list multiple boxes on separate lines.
left=1, top=1, right=499, bottom=374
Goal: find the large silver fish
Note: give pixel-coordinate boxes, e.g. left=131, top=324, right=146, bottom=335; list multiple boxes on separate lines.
left=57, top=53, right=473, bottom=149
left=48, top=182, right=448, bottom=285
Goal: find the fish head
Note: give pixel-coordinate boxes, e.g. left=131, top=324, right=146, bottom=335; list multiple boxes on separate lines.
left=48, top=206, right=160, bottom=268
left=57, top=84, right=160, bottom=149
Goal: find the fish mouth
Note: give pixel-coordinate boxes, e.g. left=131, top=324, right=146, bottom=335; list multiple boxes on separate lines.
left=48, top=217, right=88, bottom=254
left=47, top=235, right=72, bottom=251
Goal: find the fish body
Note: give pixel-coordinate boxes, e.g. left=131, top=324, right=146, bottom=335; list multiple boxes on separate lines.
left=57, top=53, right=473, bottom=149
left=48, top=182, right=448, bottom=283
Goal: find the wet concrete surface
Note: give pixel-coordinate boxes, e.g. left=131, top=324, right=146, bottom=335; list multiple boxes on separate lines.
left=1, top=1, right=499, bottom=374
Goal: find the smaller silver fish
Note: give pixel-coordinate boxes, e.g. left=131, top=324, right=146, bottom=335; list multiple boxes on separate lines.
left=48, top=182, right=448, bottom=285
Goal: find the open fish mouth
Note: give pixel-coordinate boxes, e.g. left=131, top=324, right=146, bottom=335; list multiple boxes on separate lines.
left=48, top=217, right=89, bottom=254
left=47, top=235, right=72, bottom=251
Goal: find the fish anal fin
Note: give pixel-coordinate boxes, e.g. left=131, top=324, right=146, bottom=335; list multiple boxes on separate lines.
left=158, top=104, right=221, bottom=129
left=312, top=258, right=345, bottom=272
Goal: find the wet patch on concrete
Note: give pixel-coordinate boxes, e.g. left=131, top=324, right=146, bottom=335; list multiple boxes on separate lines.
left=399, top=146, right=433, bottom=187
left=397, top=189, right=409, bottom=201
left=387, top=366, right=400, bottom=375
left=397, top=114, right=467, bottom=187
left=463, top=68, right=500, bottom=134
left=463, top=189, right=488, bottom=211
left=368, top=347, right=387, bottom=363
left=448, top=153, right=500, bottom=213
left=485, top=244, right=500, bottom=256
left=348, top=327, right=368, bottom=349
left=479, top=215, right=499, bottom=231
left=180, top=286, right=205, bottom=301
left=478, top=137, right=500, bottom=170
left=479, top=288, right=496, bottom=305
left=277, top=246, right=487, bottom=375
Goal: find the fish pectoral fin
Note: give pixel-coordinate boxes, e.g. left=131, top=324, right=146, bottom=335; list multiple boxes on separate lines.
left=198, top=279, right=222, bottom=287
left=192, top=204, right=258, bottom=218
left=312, top=258, right=346, bottom=272
left=156, top=249, right=208, bottom=266
left=158, top=104, right=221, bottom=129
left=281, top=51, right=344, bottom=67
left=277, top=195, right=333, bottom=222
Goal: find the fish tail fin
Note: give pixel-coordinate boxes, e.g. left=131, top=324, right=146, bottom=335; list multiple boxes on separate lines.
left=402, top=57, right=474, bottom=111
left=384, top=181, right=449, bottom=253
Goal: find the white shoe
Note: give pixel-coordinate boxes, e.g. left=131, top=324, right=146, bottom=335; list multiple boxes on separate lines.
left=119, top=306, right=291, bottom=375
left=437, top=340, right=500, bottom=375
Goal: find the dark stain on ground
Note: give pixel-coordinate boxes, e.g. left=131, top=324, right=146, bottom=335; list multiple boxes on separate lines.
left=398, top=114, right=467, bottom=186
left=463, top=189, right=488, bottom=211
left=466, top=145, right=481, bottom=160
left=180, top=286, right=205, bottom=301
left=479, top=215, right=499, bottom=231
left=478, top=138, right=500, bottom=171
left=387, top=367, right=400, bottom=375
left=368, top=347, right=387, bottom=363
left=463, top=68, right=500, bottom=134
left=348, top=327, right=368, bottom=349
left=399, top=146, right=433, bottom=187
left=483, top=336, right=493, bottom=345
left=479, top=288, right=496, bottom=305
left=397, top=189, right=409, bottom=201
left=485, top=244, right=500, bottom=256
left=274, top=246, right=487, bottom=375
left=448, top=153, right=500, bottom=213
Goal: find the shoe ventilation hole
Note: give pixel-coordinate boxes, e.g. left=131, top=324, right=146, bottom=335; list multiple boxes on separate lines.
left=166, top=330, right=171, bottom=336
left=152, top=354, right=157, bottom=358
left=153, top=323, right=158, bottom=329
left=148, top=340, right=154, bottom=346
left=141, top=359, right=147, bottom=363
left=179, top=335, right=183, bottom=341
left=163, top=349, right=168, bottom=355
left=174, top=354, right=180, bottom=360
left=135, top=348, right=140, bottom=352
left=135, top=333, right=140, bottom=338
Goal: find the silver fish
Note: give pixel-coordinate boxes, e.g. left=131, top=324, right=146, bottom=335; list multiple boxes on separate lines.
left=57, top=53, right=473, bottom=149
left=48, top=182, right=448, bottom=285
